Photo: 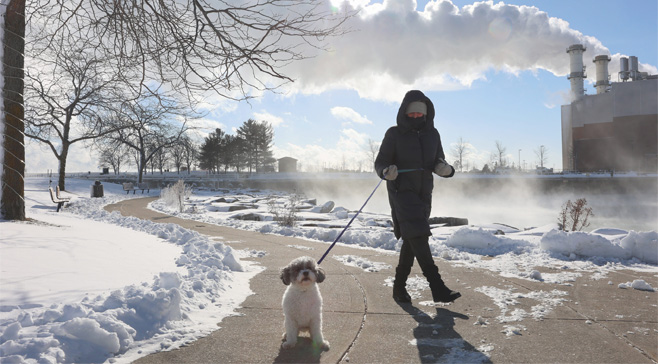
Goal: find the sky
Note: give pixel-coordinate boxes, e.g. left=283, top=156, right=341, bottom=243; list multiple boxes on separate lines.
left=24, top=0, right=658, bottom=174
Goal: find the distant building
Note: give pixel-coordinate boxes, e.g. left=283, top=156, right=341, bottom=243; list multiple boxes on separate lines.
left=278, top=157, right=297, bottom=173
left=562, top=45, right=658, bottom=173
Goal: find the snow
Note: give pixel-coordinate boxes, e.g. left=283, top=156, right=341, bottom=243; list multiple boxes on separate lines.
left=1, top=176, right=657, bottom=363
left=1, top=178, right=260, bottom=363
left=618, top=280, right=655, bottom=292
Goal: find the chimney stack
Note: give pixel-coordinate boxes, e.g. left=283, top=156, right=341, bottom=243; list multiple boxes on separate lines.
left=593, top=55, right=611, bottom=94
left=567, top=44, right=587, bottom=100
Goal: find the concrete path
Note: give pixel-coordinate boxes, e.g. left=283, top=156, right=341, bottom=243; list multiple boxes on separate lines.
left=106, top=197, right=658, bottom=364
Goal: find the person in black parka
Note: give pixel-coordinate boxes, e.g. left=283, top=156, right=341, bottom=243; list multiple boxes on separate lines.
left=375, top=90, right=461, bottom=304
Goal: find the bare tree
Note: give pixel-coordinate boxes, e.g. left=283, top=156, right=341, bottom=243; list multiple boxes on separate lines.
left=24, top=35, right=127, bottom=190
left=150, top=144, right=168, bottom=175
left=535, top=145, right=549, bottom=169
left=495, top=140, right=507, bottom=168
left=170, top=134, right=198, bottom=174
left=110, top=93, right=191, bottom=182
left=96, top=140, right=131, bottom=175
left=28, top=0, right=351, bottom=103
left=1, top=0, right=349, bottom=220
left=181, top=136, right=199, bottom=174
left=170, top=139, right=186, bottom=174
left=451, top=137, right=470, bottom=173
left=366, top=138, right=379, bottom=172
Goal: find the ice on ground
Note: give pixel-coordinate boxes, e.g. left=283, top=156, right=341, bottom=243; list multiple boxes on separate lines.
left=333, top=255, right=391, bottom=272
left=618, top=279, right=655, bottom=292
left=474, top=286, right=567, bottom=323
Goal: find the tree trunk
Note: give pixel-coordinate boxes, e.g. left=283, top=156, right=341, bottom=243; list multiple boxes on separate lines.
left=1, top=0, right=26, bottom=220
left=57, top=144, right=69, bottom=191
left=138, top=152, right=146, bottom=183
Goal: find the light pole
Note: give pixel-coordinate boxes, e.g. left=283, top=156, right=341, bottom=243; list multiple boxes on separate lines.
left=518, top=149, right=522, bottom=171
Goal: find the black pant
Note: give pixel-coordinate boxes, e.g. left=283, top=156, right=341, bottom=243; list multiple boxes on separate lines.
left=396, top=236, right=439, bottom=278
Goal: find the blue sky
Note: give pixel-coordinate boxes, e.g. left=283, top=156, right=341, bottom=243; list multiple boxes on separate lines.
left=26, top=0, right=658, bottom=173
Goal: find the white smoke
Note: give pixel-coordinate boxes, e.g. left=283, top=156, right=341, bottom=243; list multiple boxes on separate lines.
left=281, top=0, right=655, bottom=102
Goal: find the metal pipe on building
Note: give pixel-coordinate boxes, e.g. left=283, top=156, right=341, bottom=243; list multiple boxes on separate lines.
left=630, top=56, right=640, bottom=81
left=619, top=57, right=630, bottom=81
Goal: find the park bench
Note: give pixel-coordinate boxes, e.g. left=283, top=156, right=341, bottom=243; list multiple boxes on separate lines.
left=123, top=182, right=150, bottom=194
left=137, top=182, right=150, bottom=193
left=49, top=186, right=70, bottom=212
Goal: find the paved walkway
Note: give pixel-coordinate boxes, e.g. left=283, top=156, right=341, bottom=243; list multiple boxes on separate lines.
left=106, top=197, right=658, bottom=364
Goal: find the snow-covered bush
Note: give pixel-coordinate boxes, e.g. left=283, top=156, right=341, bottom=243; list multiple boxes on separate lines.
left=267, top=194, right=300, bottom=227
left=160, top=180, right=192, bottom=212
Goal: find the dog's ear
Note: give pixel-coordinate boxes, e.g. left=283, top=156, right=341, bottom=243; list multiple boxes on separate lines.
left=280, top=267, right=291, bottom=285
left=315, top=267, right=326, bottom=283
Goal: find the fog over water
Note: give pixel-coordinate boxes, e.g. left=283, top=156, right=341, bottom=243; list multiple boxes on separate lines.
left=270, top=174, right=657, bottom=232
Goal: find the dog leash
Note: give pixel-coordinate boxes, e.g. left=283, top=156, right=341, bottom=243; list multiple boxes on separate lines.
left=316, top=168, right=426, bottom=265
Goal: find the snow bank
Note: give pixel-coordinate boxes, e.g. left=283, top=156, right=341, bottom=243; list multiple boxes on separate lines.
left=0, top=182, right=254, bottom=364
left=151, top=188, right=658, bottom=267
left=540, top=230, right=658, bottom=264
left=443, top=227, right=533, bottom=255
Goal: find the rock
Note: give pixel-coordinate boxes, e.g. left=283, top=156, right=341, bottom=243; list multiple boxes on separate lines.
left=231, top=213, right=262, bottom=221
left=319, top=201, right=335, bottom=213
left=428, top=217, right=469, bottom=226
left=228, top=205, right=256, bottom=212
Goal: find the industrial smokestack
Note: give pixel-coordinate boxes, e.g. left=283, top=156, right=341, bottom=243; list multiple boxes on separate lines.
left=619, top=57, right=630, bottom=81
left=567, top=44, right=587, bottom=100
left=629, top=56, right=640, bottom=81
left=593, top=55, right=611, bottom=94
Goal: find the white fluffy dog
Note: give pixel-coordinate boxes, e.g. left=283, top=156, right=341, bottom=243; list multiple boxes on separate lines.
left=279, top=256, right=330, bottom=350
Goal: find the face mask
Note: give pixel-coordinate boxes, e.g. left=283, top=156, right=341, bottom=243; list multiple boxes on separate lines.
left=406, top=115, right=426, bottom=130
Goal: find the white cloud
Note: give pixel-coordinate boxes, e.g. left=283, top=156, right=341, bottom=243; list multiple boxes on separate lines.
left=330, top=106, right=373, bottom=125
left=280, top=0, right=615, bottom=101
left=26, top=140, right=97, bottom=174
left=253, top=111, right=285, bottom=127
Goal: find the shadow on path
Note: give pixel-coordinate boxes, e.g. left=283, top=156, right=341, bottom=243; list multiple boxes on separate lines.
left=397, top=302, right=492, bottom=363
left=273, top=337, right=325, bottom=363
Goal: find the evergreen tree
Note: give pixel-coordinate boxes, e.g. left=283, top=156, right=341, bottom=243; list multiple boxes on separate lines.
left=237, top=119, right=275, bottom=173
left=198, top=129, right=224, bottom=173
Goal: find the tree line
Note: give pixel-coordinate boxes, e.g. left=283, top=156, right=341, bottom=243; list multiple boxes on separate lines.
left=198, top=120, right=275, bottom=174
left=96, top=119, right=276, bottom=177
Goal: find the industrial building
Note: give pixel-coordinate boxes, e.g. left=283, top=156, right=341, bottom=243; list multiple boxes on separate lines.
left=561, top=44, right=658, bottom=173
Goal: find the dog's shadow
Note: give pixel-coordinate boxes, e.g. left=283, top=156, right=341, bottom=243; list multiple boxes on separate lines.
left=273, top=337, right=324, bottom=364
left=397, top=302, right=493, bottom=363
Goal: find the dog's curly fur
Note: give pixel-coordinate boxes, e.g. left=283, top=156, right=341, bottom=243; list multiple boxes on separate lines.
left=279, top=256, right=329, bottom=350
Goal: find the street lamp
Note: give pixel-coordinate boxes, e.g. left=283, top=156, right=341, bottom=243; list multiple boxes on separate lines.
left=518, top=149, right=521, bottom=171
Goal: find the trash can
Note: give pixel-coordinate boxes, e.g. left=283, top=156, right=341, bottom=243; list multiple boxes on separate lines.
left=91, top=180, right=104, bottom=198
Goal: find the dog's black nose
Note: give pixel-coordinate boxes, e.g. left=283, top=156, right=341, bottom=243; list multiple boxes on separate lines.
left=303, top=271, right=309, bottom=276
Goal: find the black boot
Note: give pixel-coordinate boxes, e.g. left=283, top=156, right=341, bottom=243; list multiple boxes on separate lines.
left=392, top=268, right=411, bottom=303
left=424, top=269, right=461, bottom=303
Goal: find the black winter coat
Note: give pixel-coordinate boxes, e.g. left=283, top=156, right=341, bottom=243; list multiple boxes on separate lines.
left=374, top=90, right=453, bottom=240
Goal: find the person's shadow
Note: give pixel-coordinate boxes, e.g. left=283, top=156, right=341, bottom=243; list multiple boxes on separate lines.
left=397, top=302, right=492, bottom=363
